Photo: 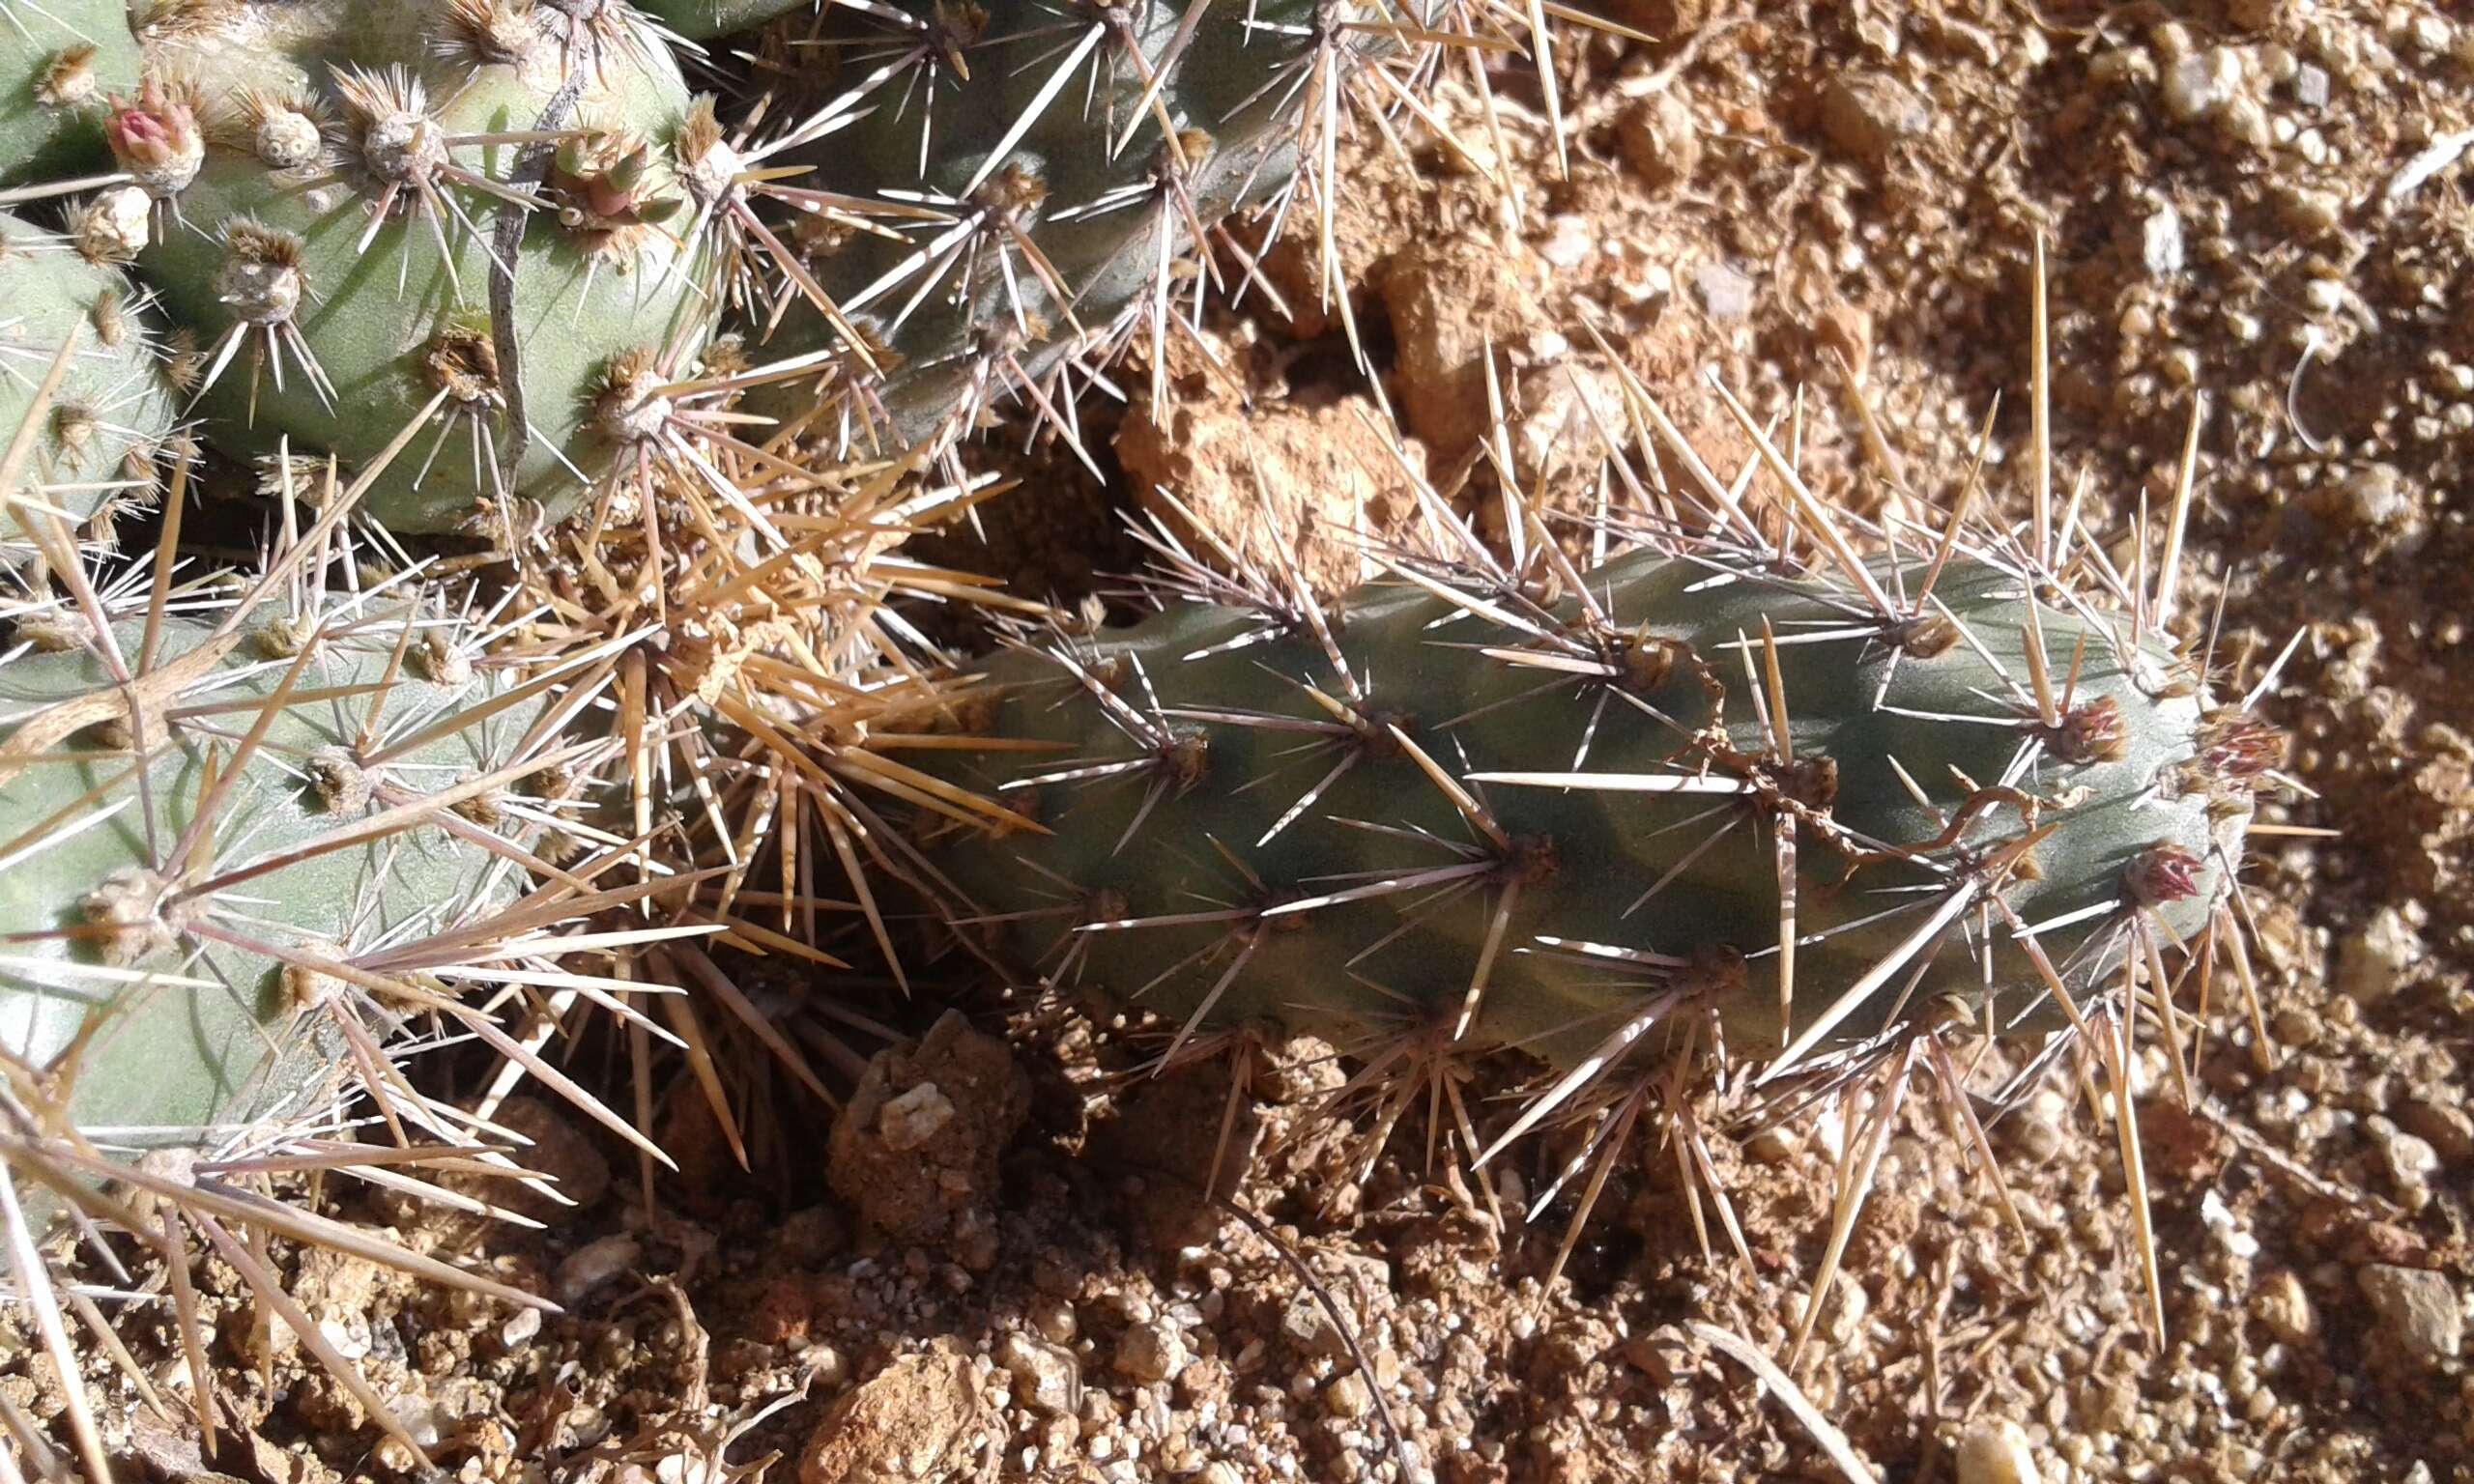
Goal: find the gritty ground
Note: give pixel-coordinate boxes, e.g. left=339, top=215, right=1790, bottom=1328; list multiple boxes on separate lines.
left=14, top=3, right=2473, bottom=1482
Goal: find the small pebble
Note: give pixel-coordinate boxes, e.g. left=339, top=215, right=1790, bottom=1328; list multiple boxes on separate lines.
left=1955, top=1418, right=2042, bottom=1484
left=1114, top=1319, right=1190, bottom=1384
left=2163, top=46, right=2244, bottom=121
left=1325, top=1374, right=1373, bottom=1420
left=2281, top=186, right=2342, bottom=233
left=2357, top=1265, right=2463, bottom=1363
left=2217, top=95, right=2272, bottom=150
left=317, top=1314, right=371, bottom=1362
left=1031, top=1297, right=1078, bottom=1345
left=1280, top=1291, right=1348, bottom=1358
left=877, top=1081, right=955, bottom=1153
left=1693, top=260, right=1754, bottom=321
left=2143, top=204, right=2185, bottom=275
left=1539, top=214, right=1595, bottom=269
left=800, top=1342, right=849, bottom=1388
left=2396, top=1099, right=2474, bottom=1165
left=998, top=1331, right=1079, bottom=1416
left=2253, top=1270, right=2316, bottom=1345
left=555, top=1235, right=641, bottom=1303
left=2336, top=904, right=2424, bottom=1001
left=390, top=1394, right=446, bottom=1450
left=498, top=1307, right=543, bottom=1351
left=2370, top=1117, right=2441, bottom=1192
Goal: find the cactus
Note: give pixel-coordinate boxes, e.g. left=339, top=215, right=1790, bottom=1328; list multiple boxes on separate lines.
left=884, top=279, right=2295, bottom=1331
left=0, top=2, right=1506, bottom=539
left=734, top=0, right=1456, bottom=453
left=0, top=0, right=142, bottom=187
left=0, top=208, right=178, bottom=547
left=118, top=0, right=714, bottom=534
left=0, top=347, right=727, bottom=1472
left=913, top=537, right=2267, bottom=1063
left=0, top=546, right=658, bottom=1473
left=0, top=571, right=617, bottom=1187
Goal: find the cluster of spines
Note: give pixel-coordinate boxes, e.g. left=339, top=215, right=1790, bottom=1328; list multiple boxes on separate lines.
left=727, top=0, right=1541, bottom=465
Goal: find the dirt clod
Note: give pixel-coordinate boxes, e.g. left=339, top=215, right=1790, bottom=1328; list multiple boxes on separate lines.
left=828, top=1010, right=1028, bottom=1263
left=457, top=1095, right=610, bottom=1223
left=1117, top=378, right=1424, bottom=601
left=797, top=1343, right=987, bottom=1484
left=1380, top=235, right=1547, bottom=457
left=1818, top=73, right=1929, bottom=166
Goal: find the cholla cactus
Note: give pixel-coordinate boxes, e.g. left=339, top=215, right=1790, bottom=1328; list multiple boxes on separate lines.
left=0, top=0, right=142, bottom=187
left=920, top=543, right=2261, bottom=1067
left=0, top=208, right=178, bottom=548
left=894, top=271, right=2297, bottom=1335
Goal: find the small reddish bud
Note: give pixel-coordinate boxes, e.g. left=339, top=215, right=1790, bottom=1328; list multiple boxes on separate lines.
left=2049, top=696, right=2127, bottom=763
left=105, top=78, right=203, bottom=197
left=2124, top=842, right=2202, bottom=908
left=2195, top=708, right=2284, bottom=785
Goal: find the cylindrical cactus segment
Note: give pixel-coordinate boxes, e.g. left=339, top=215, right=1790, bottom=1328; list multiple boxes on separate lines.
left=131, top=0, right=713, bottom=533
left=0, top=0, right=142, bottom=187
left=744, top=0, right=1421, bottom=444
left=0, top=208, right=178, bottom=543
left=906, top=550, right=2262, bottom=1075
left=0, top=603, right=568, bottom=1164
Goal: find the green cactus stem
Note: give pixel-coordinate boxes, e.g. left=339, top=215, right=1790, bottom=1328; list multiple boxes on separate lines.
left=0, top=581, right=601, bottom=1182
left=735, top=0, right=1443, bottom=452
left=0, top=209, right=178, bottom=547
left=904, top=535, right=2279, bottom=1095
left=129, top=0, right=714, bottom=533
